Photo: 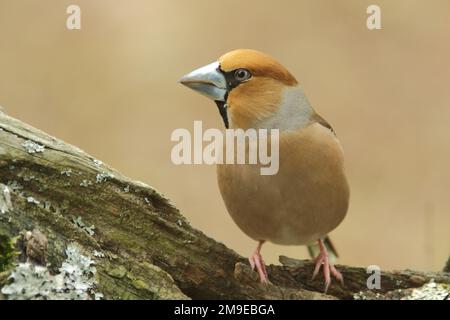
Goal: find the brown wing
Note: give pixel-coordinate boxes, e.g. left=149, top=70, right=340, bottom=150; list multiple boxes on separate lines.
left=311, top=112, right=336, bottom=135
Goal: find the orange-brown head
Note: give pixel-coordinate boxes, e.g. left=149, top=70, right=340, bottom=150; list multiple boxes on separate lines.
left=219, top=49, right=297, bottom=86
left=180, top=49, right=311, bottom=129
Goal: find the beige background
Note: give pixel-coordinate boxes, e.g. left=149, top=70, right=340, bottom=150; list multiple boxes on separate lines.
left=0, top=0, right=449, bottom=272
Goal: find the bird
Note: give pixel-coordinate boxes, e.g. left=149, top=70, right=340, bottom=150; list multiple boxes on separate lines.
left=179, top=49, right=350, bottom=292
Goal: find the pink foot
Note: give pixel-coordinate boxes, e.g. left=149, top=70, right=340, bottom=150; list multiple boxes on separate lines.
left=248, top=240, right=269, bottom=283
left=311, top=239, right=344, bottom=292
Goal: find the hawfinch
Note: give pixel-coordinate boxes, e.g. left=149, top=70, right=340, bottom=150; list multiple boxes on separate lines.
left=180, top=49, right=350, bottom=291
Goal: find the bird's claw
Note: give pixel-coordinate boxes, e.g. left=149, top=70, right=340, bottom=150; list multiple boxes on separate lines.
left=330, top=264, right=344, bottom=285
left=312, top=240, right=344, bottom=293
left=249, top=248, right=269, bottom=284
left=248, top=257, right=256, bottom=271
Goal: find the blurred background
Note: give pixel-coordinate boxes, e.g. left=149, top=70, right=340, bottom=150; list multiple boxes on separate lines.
left=0, top=0, right=449, bottom=272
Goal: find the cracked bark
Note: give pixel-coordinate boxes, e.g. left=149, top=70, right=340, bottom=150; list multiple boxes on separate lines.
left=0, top=111, right=448, bottom=300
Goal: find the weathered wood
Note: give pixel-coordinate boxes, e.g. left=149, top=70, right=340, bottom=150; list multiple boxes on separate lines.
left=0, top=111, right=448, bottom=300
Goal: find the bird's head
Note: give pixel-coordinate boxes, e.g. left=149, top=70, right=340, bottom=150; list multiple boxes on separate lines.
left=180, top=49, right=310, bottom=130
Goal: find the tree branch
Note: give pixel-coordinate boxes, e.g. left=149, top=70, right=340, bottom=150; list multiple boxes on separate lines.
left=0, top=111, right=448, bottom=300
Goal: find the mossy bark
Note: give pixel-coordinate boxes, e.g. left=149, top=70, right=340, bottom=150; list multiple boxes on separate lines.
left=0, top=111, right=448, bottom=300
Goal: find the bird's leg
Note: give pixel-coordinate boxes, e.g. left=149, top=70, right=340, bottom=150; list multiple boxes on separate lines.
left=312, top=238, right=344, bottom=292
left=248, top=240, right=268, bottom=283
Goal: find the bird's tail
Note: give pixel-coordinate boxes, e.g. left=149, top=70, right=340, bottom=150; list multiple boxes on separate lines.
left=307, top=235, right=339, bottom=264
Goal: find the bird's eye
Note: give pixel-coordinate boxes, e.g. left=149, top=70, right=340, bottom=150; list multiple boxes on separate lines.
left=234, top=69, right=251, bottom=82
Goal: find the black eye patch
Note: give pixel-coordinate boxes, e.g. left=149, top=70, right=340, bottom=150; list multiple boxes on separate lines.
left=219, top=67, right=252, bottom=91
left=214, top=66, right=251, bottom=129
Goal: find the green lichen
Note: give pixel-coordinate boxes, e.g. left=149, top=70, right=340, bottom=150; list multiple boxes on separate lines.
left=93, top=250, right=105, bottom=258
left=72, top=216, right=95, bottom=236
left=0, top=234, right=18, bottom=272
left=26, top=196, right=40, bottom=205
left=60, top=169, right=72, bottom=177
left=0, top=184, right=12, bottom=214
left=96, top=172, right=114, bottom=183
left=107, top=265, right=127, bottom=279
left=80, top=180, right=93, bottom=187
left=402, top=280, right=450, bottom=300
left=1, top=243, right=103, bottom=300
left=131, top=278, right=149, bottom=291
left=22, top=140, right=45, bottom=154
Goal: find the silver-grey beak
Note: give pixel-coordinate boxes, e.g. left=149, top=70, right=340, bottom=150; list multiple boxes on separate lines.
left=179, top=61, right=227, bottom=101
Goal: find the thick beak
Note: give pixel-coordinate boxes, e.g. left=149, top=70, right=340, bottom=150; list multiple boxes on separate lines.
left=179, top=61, right=227, bottom=101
